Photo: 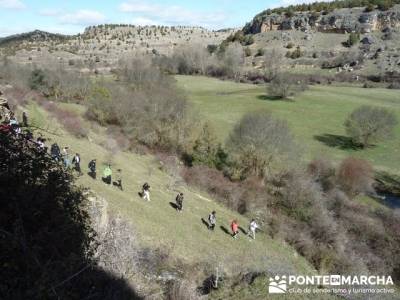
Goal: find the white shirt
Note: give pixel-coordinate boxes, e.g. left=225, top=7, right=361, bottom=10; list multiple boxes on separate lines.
left=250, top=221, right=258, bottom=232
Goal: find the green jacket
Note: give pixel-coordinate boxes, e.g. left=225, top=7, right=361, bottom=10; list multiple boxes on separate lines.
left=103, top=166, right=112, bottom=177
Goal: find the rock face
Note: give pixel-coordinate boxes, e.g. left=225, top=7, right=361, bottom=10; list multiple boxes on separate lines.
left=244, top=5, right=400, bottom=34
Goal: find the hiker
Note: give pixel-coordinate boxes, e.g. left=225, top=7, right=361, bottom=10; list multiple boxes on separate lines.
left=142, top=182, right=150, bottom=201
left=248, top=219, right=259, bottom=240
left=25, top=130, right=33, bottom=141
left=62, top=147, right=71, bottom=168
left=51, top=143, right=61, bottom=161
left=72, top=153, right=82, bottom=175
left=11, top=123, right=21, bottom=136
left=36, top=137, right=46, bottom=151
left=114, top=169, right=123, bottom=190
left=9, top=116, right=18, bottom=127
left=102, top=164, right=112, bottom=185
left=175, top=192, right=184, bottom=212
left=231, top=220, right=239, bottom=239
left=22, top=111, right=28, bottom=127
left=88, top=159, right=97, bottom=179
left=208, top=211, right=216, bottom=231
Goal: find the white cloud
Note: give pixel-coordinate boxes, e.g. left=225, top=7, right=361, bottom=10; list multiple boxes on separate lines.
left=118, top=1, right=228, bottom=28
left=0, top=0, right=26, bottom=10
left=59, top=10, right=106, bottom=26
left=131, top=17, right=159, bottom=26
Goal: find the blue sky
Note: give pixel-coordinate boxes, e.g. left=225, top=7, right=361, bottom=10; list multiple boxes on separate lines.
left=0, top=0, right=298, bottom=37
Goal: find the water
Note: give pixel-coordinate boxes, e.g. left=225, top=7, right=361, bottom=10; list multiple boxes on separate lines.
left=379, top=193, right=400, bottom=209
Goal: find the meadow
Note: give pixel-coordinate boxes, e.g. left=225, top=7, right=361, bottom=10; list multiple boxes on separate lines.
left=176, top=75, right=400, bottom=175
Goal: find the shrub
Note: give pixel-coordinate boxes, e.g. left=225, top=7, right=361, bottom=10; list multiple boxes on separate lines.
left=29, top=68, right=47, bottom=91
left=344, top=32, right=360, bottom=47
left=364, top=3, right=375, bottom=11
left=344, top=105, right=398, bottom=147
left=286, top=42, right=295, bottom=49
left=308, top=158, right=336, bottom=191
left=286, top=46, right=303, bottom=59
left=267, top=73, right=307, bottom=99
left=337, top=157, right=374, bottom=198
left=207, top=44, right=218, bottom=54
left=256, top=48, right=265, bottom=57
left=244, top=47, right=252, bottom=57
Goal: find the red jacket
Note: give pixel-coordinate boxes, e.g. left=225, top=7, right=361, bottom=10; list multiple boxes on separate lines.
left=231, top=221, right=238, bottom=232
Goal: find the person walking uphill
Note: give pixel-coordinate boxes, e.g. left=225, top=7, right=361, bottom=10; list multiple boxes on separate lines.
left=51, top=143, right=61, bottom=162
left=115, top=169, right=123, bottom=191
left=72, top=153, right=82, bottom=175
left=88, top=159, right=97, bottom=179
left=141, top=182, right=150, bottom=201
left=231, top=220, right=239, bottom=239
left=103, top=164, right=112, bottom=185
left=208, top=211, right=216, bottom=231
left=62, top=147, right=71, bottom=168
left=175, top=192, right=184, bottom=212
left=248, top=219, right=259, bottom=240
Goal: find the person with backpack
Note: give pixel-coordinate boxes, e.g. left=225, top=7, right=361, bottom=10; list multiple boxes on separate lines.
left=115, top=169, right=123, bottom=190
left=248, top=219, right=259, bottom=240
left=103, top=164, right=112, bottom=185
left=88, top=159, right=97, bottom=179
left=208, top=211, right=216, bottom=231
left=142, top=182, right=150, bottom=201
left=175, top=192, right=184, bottom=212
left=72, top=153, right=82, bottom=175
left=62, top=147, right=70, bottom=168
left=231, top=220, right=239, bottom=239
left=51, top=143, right=61, bottom=161
left=22, top=111, right=28, bottom=127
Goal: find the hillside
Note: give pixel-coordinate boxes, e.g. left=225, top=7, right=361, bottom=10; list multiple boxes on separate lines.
left=0, top=25, right=234, bottom=72
left=19, top=101, right=328, bottom=299
left=243, top=4, right=400, bottom=34
left=216, top=4, right=400, bottom=78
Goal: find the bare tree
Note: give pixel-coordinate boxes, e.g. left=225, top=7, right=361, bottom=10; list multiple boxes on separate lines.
left=263, top=48, right=284, bottom=81
left=337, top=157, right=374, bottom=198
left=345, top=105, right=398, bottom=147
left=226, top=111, right=296, bottom=178
left=223, top=42, right=244, bottom=81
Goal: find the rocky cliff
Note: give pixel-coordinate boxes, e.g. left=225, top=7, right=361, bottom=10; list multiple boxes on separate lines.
left=244, top=5, right=400, bottom=34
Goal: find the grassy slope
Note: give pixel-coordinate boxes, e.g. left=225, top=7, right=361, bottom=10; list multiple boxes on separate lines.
left=176, top=75, right=400, bottom=175
left=23, top=102, right=338, bottom=299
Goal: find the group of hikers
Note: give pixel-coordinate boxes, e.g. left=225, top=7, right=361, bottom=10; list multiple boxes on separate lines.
left=0, top=93, right=261, bottom=241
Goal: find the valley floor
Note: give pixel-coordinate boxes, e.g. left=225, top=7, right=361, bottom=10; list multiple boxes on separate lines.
left=176, top=75, right=400, bottom=176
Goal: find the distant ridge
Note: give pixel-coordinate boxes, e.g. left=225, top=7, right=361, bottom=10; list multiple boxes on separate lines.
left=0, top=30, right=71, bottom=47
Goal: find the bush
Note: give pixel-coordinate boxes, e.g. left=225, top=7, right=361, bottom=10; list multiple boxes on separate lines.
left=244, top=47, right=252, bottom=57
left=308, top=158, right=336, bottom=191
left=337, top=157, right=374, bottom=198
left=286, top=42, right=295, bottom=49
left=344, top=105, right=398, bottom=147
left=29, top=68, right=47, bottom=91
left=286, top=46, right=303, bottom=59
left=267, top=73, right=307, bottom=99
left=256, top=48, right=265, bottom=57
left=344, top=33, right=360, bottom=47
left=364, top=3, right=375, bottom=11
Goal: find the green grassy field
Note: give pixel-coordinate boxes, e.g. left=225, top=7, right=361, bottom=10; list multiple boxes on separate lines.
left=176, top=75, right=400, bottom=175
left=22, top=102, right=335, bottom=299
